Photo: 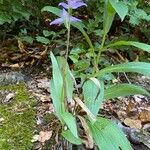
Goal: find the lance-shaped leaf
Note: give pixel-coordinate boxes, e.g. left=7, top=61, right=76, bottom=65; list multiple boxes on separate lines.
left=96, top=62, right=150, bottom=78
left=104, top=84, right=150, bottom=100
left=87, top=117, right=132, bottom=150
left=61, top=130, right=82, bottom=145
left=62, top=112, right=78, bottom=138
left=109, top=0, right=128, bottom=21
left=50, top=52, right=65, bottom=120
left=103, top=0, right=116, bottom=34
left=57, top=57, right=74, bottom=102
left=104, top=41, right=150, bottom=53
left=83, top=78, right=104, bottom=116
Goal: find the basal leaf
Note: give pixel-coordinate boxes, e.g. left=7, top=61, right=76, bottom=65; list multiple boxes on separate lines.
left=83, top=79, right=104, bottom=116
left=109, top=0, right=128, bottom=21
left=104, top=84, right=150, bottom=100
left=50, top=80, right=63, bottom=120
left=57, top=57, right=74, bottom=102
left=105, top=41, right=150, bottom=53
left=96, top=62, right=150, bottom=77
left=61, top=130, right=82, bottom=145
left=87, top=117, right=132, bottom=150
left=50, top=52, right=65, bottom=118
left=62, top=112, right=78, bottom=138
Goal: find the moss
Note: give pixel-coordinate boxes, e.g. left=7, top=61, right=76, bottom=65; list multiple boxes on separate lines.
left=0, top=83, right=36, bottom=150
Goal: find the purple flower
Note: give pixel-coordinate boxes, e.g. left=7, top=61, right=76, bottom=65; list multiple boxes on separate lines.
left=50, top=9, right=81, bottom=25
left=59, top=0, right=87, bottom=9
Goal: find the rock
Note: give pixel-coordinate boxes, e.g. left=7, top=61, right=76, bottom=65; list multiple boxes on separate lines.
left=0, top=71, right=26, bottom=85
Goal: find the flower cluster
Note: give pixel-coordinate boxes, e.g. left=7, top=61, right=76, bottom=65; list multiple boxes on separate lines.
left=50, top=0, right=87, bottom=25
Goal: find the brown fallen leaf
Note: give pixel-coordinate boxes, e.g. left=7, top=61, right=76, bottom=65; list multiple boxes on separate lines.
left=38, top=131, right=52, bottom=143
left=9, top=63, right=20, bottom=69
left=126, top=101, right=136, bottom=115
left=4, top=92, right=15, bottom=103
left=18, top=39, right=26, bottom=53
left=139, top=110, right=150, bottom=123
left=78, top=115, right=94, bottom=149
left=124, top=118, right=142, bottom=129
left=0, top=118, right=4, bottom=122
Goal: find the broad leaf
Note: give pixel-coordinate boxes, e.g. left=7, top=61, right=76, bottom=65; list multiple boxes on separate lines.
left=62, top=112, right=78, bottom=138
left=109, top=0, right=128, bottom=21
left=36, top=36, right=50, bottom=45
left=87, top=117, right=132, bottom=150
left=96, top=62, right=150, bottom=77
left=61, top=130, right=82, bottom=145
left=83, top=79, right=104, bottom=116
left=104, top=84, right=150, bottom=100
left=105, top=41, right=150, bottom=53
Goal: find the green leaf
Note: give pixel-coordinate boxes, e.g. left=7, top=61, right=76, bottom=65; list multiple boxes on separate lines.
left=0, top=11, right=12, bottom=24
left=103, top=0, right=116, bottom=34
left=109, top=0, right=128, bottom=21
left=43, top=30, right=56, bottom=37
left=57, top=57, right=74, bottom=102
left=36, top=36, right=50, bottom=45
left=50, top=52, right=64, bottom=119
left=74, top=60, right=90, bottom=72
left=96, top=62, right=150, bottom=77
left=87, top=117, right=132, bottom=150
left=41, top=6, right=61, bottom=16
left=61, top=130, right=82, bottom=145
left=83, top=79, right=104, bottom=116
left=105, top=41, right=150, bottom=53
left=62, top=112, right=78, bottom=138
left=104, top=84, right=150, bottom=100
left=50, top=80, right=62, bottom=120
left=20, top=36, right=34, bottom=44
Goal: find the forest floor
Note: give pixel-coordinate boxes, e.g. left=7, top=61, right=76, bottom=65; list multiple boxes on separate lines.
left=0, top=40, right=150, bottom=150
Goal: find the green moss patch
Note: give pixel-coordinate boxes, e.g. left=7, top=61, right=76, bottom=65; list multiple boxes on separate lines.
left=0, top=83, right=36, bottom=150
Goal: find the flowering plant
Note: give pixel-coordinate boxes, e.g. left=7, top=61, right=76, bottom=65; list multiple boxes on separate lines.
left=42, top=0, right=150, bottom=149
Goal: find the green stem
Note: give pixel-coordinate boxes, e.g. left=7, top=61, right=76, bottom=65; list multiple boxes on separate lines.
left=82, top=31, right=97, bottom=73
left=96, top=33, right=107, bottom=70
left=66, top=25, right=71, bottom=60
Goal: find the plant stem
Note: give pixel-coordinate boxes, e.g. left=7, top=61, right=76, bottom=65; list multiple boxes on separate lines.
left=66, top=25, right=71, bottom=60
left=96, top=33, right=107, bottom=71
left=81, top=31, right=98, bottom=73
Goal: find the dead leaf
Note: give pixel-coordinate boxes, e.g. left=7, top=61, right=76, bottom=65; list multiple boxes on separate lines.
left=78, top=116, right=94, bottom=149
left=38, top=131, right=52, bottom=143
left=4, top=93, right=15, bottom=103
left=139, top=110, right=150, bottom=123
left=32, top=135, right=39, bottom=142
left=0, top=118, right=4, bottom=122
left=9, top=63, right=20, bottom=69
left=126, top=101, right=136, bottom=115
left=124, top=118, right=142, bottom=129
left=18, top=39, right=26, bottom=53
left=116, top=110, right=126, bottom=121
